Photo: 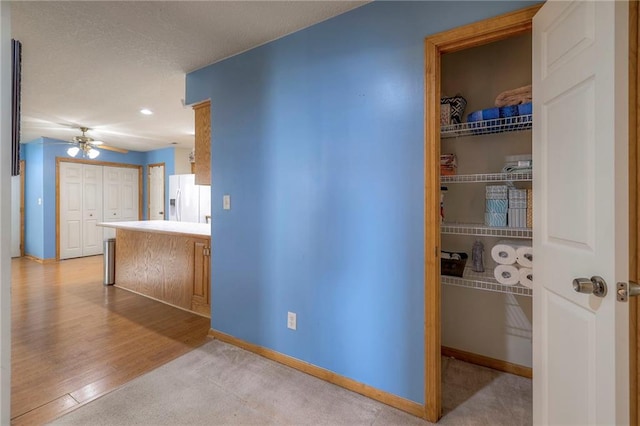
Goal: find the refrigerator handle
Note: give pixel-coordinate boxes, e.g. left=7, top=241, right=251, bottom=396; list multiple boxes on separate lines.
left=176, top=188, right=181, bottom=222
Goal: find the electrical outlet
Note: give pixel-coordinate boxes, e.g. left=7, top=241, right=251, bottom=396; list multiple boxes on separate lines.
left=287, top=312, right=297, bottom=330
left=223, top=194, right=231, bottom=210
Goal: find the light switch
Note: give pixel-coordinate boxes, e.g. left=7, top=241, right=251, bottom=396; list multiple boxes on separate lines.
left=223, top=195, right=231, bottom=210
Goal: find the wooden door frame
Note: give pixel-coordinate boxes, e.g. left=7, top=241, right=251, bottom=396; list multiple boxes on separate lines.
left=630, top=1, right=639, bottom=424
left=423, top=5, right=541, bottom=422
left=425, top=3, right=639, bottom=423
left=147, top=162, right=165, bottom=220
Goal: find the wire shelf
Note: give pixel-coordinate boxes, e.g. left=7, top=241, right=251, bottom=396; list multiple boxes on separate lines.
left=441, top=114, right=532, bottom=139
left=442, top=268, right=532, bottom=297
left=441, top=223, right=532, bottom=239
left=441, top=172, right=532, bottom=183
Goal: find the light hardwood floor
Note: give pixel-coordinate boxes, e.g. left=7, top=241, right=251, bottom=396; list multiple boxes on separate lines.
left=10, top=255, right=211, bottom=425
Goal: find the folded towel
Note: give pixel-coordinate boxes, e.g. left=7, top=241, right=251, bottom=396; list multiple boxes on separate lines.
left=495, top=85, right=532, bottom=107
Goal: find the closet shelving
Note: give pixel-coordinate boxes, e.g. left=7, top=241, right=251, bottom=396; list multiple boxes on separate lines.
left=441, top=267, right=532, bottom=297
left=440, top=115, right=533, bottom=295
left=441, top=223, right=532, bottom=239
left=441, top=172, right=531, bottom=183
left=440, top=114, right=532, bottom=139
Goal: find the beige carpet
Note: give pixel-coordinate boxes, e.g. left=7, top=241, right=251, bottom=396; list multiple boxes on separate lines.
left=51, top=340, right=531, bottom=425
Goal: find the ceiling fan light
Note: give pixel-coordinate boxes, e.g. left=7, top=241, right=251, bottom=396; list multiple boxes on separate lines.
left=67, top=146, right=80, bottom=157
left=88, top=148, right=100, bottom=159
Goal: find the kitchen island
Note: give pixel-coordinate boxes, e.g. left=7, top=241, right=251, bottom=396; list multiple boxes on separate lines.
left=99, top=220, right=211, bottom=317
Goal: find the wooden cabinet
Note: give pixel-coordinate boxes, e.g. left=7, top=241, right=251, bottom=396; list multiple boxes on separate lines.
left=191, top=240, right=211, bottom=316
left=113, top=227, right=211, bottom=317
left=193, top=101, right=211, bottom=186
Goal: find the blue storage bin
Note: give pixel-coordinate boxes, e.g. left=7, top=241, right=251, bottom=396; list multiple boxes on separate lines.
left=499, top=105, right=519, bottom=118
left=467, top=107, right=500, bottom=123
left=518, top=102, right=532, bottom=117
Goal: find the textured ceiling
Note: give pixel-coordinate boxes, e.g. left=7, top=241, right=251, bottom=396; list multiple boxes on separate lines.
left=11, top=1, right=367, bottom=152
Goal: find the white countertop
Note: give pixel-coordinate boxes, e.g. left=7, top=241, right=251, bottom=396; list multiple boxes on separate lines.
left=98, top=220, right=210, bottom=238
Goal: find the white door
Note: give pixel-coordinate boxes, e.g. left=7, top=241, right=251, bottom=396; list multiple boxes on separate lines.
left=59, top=162, right=83, bottom=259
left=533, top=1, right=629, bottom=425
left=103, top=166, right=121, bottom=221
left=10, top=175, right=20, bottom=257
left=82, top=164, right=103, bottom=256
left=120, top=167, right=138, bottom=220
left=149, top=164, right=165, bottom=220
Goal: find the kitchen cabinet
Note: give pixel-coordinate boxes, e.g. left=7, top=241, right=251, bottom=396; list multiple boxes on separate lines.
left=193, top=101, right=211, bottom=186
left=102, top=221, right=211, bottom=318
left=191, top=240, right=211, bottom=316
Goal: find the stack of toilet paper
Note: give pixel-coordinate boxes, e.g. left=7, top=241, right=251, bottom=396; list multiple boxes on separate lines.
left=491, top=240, right=533, bottom=288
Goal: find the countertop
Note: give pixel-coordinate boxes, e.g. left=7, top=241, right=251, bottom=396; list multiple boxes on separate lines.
left=98, top=220, right=210, bottom=238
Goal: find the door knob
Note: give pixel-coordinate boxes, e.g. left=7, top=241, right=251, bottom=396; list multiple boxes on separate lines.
left=616, top=281, right=640, bottom=302
left=573, top=276, right=607, bottom=297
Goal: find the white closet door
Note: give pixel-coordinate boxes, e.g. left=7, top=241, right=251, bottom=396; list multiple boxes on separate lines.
left=82, top=164, right=103, bottom=256
left=59, top=162, right=84, bottom=259
left=533, top=1, right=629, bottom=424
left=103, top=166, right=121, bottom=221
left=119, top=167, right=138, bottom=220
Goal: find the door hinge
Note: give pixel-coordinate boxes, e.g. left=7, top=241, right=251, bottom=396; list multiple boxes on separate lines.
left=203, top=247, right=211, bottom=257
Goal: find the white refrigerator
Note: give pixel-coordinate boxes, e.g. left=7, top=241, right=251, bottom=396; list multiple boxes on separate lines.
left=168, top=174, right=211, bottom=223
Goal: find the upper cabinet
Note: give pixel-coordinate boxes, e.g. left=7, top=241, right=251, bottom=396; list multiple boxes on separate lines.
left=193, top=101, right=211, bottom=186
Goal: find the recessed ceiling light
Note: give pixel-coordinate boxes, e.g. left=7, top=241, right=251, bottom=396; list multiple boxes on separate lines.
left=140, top=108, right=153, bottom=115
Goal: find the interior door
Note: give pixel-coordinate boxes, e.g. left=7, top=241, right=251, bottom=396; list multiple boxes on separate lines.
left=82, top=164, right=103, bottom=256
left=533, top=1, right=629, bottom=424
left=59, top=162, right=83, bottom=259
left=103, top=166, right=121, bottom=221
left=148, top=164, right=165, bottom=220
left=119, top=167, right=138, bottom=220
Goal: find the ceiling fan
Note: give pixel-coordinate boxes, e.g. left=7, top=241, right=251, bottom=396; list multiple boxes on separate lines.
left=67, top=127, right=128, bottom=159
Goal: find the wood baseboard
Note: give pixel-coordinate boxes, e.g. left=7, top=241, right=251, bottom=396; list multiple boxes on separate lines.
left=209, top=329, right=425, bottom=419
left=24, top=255, right=58, bottom=264
left=441, top=346, right=532, bottom=379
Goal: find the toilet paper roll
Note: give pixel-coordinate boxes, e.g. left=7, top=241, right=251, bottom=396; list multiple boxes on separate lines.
left=519, top=267, right=533, bottom=288
left=516, top=246, right=533, bottom=268
left=494, top=264, right=520, bottom=286
left=491, top=242, right=518, bottom=265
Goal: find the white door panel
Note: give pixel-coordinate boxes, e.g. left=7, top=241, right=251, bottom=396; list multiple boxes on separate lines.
left=149, top=164, right=165, bottom=220
left=60, top=162, right=83, bottom=259
left=533, top=1, right=628, bottom=425
left=120, top=168, right=138, bottom=220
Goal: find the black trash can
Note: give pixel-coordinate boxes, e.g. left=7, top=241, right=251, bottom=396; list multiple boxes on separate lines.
left=103, top=238, right=116, bottom=285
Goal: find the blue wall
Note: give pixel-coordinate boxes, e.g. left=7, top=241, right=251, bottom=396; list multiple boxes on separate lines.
left=186, top=1, right=538, bottom=404
left=23, top=137, right=151, bottom=259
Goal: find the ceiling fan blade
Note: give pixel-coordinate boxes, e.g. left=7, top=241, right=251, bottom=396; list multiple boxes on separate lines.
left=91, top=141, right=104, bottom=146
left=99, top=144, right=129, bottom=154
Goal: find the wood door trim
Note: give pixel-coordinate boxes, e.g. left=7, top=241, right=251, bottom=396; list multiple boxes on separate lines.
left=423, top=4, right=541, bottom=422
left=147, top=162, right=165, bottom=221
left=630, top=1, right=639, bottom=424
left=441, top=346, right=532, bottom=379
left=56, top=158, right=144, bottom=260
